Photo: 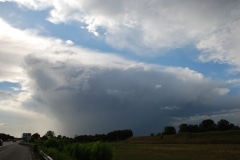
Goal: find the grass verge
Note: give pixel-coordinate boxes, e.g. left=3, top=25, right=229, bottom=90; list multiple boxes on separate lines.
left=111, top=130, right=240, bottom=160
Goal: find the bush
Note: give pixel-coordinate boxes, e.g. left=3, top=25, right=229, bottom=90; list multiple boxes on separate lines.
left=40, top=138, right=113, bottom=160
left=41, top=147, right=73, bottom=160
left=45, top=138, right=60, bottom=149
left=71, top=142, right=113, bottom=160
left=91, top=141, right=113, bottom=160
left=74, top=143, right=92, bottom=160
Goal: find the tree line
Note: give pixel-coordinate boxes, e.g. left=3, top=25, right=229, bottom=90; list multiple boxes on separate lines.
left=159, top=119, right=240, bottom=135
left=73, top=129, right=133, bottom=142
left=30, top=129, right=133, bottom=143
left=0, top=133, right=14, bottom=141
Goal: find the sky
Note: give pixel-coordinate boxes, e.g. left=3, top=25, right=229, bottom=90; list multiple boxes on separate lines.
left=0, top=0, right=240, bottom=138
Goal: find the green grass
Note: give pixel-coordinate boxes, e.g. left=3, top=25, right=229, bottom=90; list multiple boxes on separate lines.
left=129, top=130, right=240, bottom=144
left=112, top=143, right=240, bottom=160
left=111, top=130, right=240, bottom=160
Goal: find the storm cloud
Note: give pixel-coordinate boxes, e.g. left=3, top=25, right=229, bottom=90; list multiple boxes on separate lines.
left=22, top=50, right=239, bottom=136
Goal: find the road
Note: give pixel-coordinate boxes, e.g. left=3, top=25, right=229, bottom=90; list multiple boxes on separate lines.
left=0, top=141, right=32, bottom=160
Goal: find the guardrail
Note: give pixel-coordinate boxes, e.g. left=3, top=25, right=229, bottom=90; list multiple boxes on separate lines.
left=19, top=142, right=53, bottom=160
left=39, top=149, right=53, bottom=160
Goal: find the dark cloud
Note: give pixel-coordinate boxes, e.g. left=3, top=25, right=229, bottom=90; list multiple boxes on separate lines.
left=23, top=54, right=239, bottom=136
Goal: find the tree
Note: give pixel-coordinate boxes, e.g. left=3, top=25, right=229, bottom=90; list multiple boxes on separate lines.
left=217, top=119, right=235, bottom=131
left=44, top=130, right=55, bottom=138
left=107, top=129, right=133, bottom=141
left=150, top=133, right=155, bottom=136
left=162, top=126, right=176, bottom=135
left=31, top=133, right=40, bottom=142
left=188, top=124, right=199, bottom=133
left=199, top=119, right=216, bottom=132
left=179, top=124, right=189, bottom=133
left=0, top=133, right=14, bottom=141
left=57, top=135, right=62, bottom=139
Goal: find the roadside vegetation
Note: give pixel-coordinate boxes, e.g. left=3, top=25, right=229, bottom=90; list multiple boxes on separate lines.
left=29, top=129, right=133, bottom=160
left=40, top=140, right=113, bottom=160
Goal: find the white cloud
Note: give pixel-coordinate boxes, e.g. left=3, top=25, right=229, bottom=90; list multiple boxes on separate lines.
left=197, top=17, right=240, bottom=71
left=37, top=0, right=240, bottom=68
left=0, top=123, right=7, bottom=126
left=163, top=67, right=205, bottom=84
left=161, top=106, right=179, bottom=111
left=155, top=84, right=162, bottom=89
left=0, top=0, right=52, bottom=10
left=2, top=1, right=240, bottom=72
left=212, top=88, right=230, bottom=96
left=65, top=40, right=74, bottom=45
left=227, top=79, right=240, bottom=86
left=106, top=89, right=133, bottom=96
left=10, top=87, right=21, bottom=91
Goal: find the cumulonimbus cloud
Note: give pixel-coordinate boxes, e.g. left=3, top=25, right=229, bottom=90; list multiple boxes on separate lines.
left=23, top=51, right=240, bottom=135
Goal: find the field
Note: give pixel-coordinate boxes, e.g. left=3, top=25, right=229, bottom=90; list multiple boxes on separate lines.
left=111, top=131, right=240, bottom=160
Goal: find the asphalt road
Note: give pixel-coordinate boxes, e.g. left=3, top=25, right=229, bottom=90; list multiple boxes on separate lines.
left=0, top=141, right=32, bottom=160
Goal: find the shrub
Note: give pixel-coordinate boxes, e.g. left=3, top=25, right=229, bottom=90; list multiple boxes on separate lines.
left=41, top=147, right=73, bottom=160
left=44, top=138, right=60, bottom=149
left=40, top=139, right=113, bottom=160
left=71, top=142, right=113, bottom=160
left=91, top=141, right=113, bottom=160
